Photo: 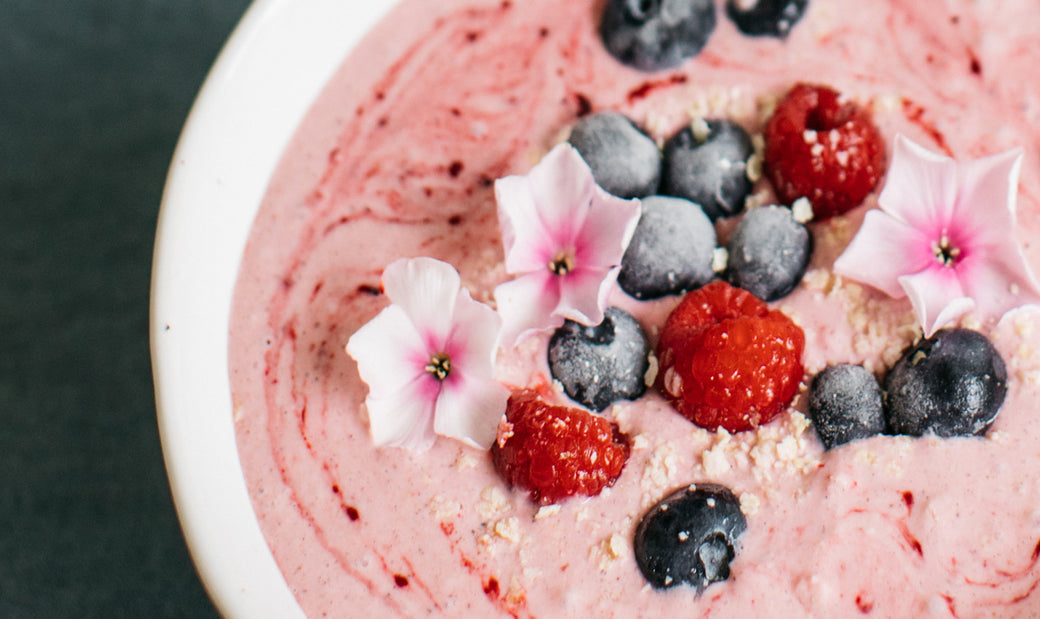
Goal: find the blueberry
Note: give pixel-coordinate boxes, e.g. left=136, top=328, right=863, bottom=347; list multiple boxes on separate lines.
left=884, top=328, right=1007, bottom=438
left=726, top=0, right=808, bottom=38
left=548, top=307, right=650, bottom=412
left=725, top=204, right=811, bottom=302
left=568, top=112, right=661, bottom=199
left=808, top=364, right=885, bottom=449
left=662, top=119, right=754, bottom=221
left=618, top=196, right=717, bottom=300
left=634, top=483, right=746, bottom=591
left=600, top=0, right=717, bottom=72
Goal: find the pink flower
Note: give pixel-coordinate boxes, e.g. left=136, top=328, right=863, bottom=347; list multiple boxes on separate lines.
left=835, top=134, right=1040, bottom=335
left=345, top=257, right=509, bottom=451
left=494, top=144, right=641, bottom=343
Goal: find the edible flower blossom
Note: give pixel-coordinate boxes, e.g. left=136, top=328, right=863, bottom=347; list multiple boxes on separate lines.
left=834, top=134, right=1040, bottom=335
left=494, top=144, right=641, bottom=343
left=346, top=257, right=509, bottom=452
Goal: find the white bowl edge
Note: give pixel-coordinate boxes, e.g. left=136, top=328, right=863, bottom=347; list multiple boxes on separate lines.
left=150, top=1, right=392, bottom=616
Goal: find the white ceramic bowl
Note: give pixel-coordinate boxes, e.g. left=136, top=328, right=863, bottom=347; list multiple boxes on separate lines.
left=150, top=1, right=392, bottom=616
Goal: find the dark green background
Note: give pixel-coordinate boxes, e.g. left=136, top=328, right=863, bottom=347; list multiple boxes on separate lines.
left=2, top=1, right=250, bottom=616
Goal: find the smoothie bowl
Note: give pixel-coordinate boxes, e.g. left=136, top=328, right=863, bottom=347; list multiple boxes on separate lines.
left=154, top=0, right=1040, bottom=617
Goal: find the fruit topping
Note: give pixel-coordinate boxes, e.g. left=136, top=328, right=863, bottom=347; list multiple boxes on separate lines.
left=808, top=363, right=885, bottom=449
left=567, top=111, right=662, bottom=199
left=764, top=83, right=885, bottom=219
left=656, top=280, right=805, bottom=432
left=491, top=390, right=631, bottom=505
left=634, top=483, right=747, bottom=591
left=548, top=307, right=652, bottom=411
left=725, top=204, right=812, bottom=301
left=884, top=328, right=1007, bottom=437
left=617, top=196, right=717, bottom=299
left=600, top=0, right=717, bottom=72
left=662, top=119, right=754, bottom=221
left=725, top=0, right=808, bottom=38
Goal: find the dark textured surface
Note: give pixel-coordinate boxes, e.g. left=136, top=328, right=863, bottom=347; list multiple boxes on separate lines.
left=0, top=0, right=250, bottom=616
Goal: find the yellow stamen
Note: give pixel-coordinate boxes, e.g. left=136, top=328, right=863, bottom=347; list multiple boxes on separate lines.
left=931, top=230, right=960, bottom=267
left=425, top=353, right=451, bottom=381
left=549, top=250, right=574, bottom=275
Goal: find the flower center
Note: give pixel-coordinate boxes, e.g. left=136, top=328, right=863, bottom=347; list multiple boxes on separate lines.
left=425, top=353, right=452, bottom=381
left=931, top=231, right=961, bottom=267
left=549, top=250, right=574, bottom=275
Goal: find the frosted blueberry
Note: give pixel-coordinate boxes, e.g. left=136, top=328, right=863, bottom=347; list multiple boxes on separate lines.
left=884, top=328, right=1007, bottom=437
left=726, top=204, right=812, bottom=302
left=618, top=196, right=717, bottom=300
left=548, top=307, right=651, bottom=412
left=808, top=364, right=885, bottom=449
left=662, top=119, right=754, bottom=221
left=726, top=0, right=809, bottom=38
left=634, top=484, right=746, bottom=591
left=600, top=0, right=716, bottom=72
left=568, top=111, right=661, bottom=199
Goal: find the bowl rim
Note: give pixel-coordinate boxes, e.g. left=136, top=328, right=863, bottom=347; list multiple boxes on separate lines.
left=150, top=1, right=392, bottom=616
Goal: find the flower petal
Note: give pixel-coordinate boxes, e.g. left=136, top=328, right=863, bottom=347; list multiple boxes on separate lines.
left=958, top=253, right=1040, bottom=325
left=879, top=135, right=960, bottom=230
left=366, top=374, right=438, bottom=451
left=898, top=268, right=974, bottom=336
left=434, top=373, right=510, bottom=449
left=555, top=266, right=618, bottom=326
left=445, top=288, right=502, bottom=379
left=432, top=284, right=508, bottom=448
left=494, top=272, right=562, bottom=344
left=381, top=257, right=461, bottom=348
left=950, top=144, right=1040, bottom=324
left=952, top=146, right=1023, bottom=247
left=527, top=143, right=597, bottom=240
left=346, top=304, right=439, bottom=449
left=496, top=174, right=555, bottom=274
left=833, top=209, right=934, bottom=298
left=572, top=186, right=641, bottom=270
left=346, top=304, right=428, bottom=396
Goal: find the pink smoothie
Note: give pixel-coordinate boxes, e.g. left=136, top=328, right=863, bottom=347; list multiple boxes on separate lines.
left=228, top=0, right=1040, bottom=616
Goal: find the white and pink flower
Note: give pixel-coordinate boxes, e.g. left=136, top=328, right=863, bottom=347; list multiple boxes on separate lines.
left=493, top=143, right=641, bottom=344
left=345, top=257, right=509, bottom=451
left=835, top=134, right=1040, bottom=335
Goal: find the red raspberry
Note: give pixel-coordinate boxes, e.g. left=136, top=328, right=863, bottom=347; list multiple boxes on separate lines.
left=491, top=390, right=630, bottom=505
left=656, top=281, right=805, bottom=432
left=764, top=83, right=885, bottom=219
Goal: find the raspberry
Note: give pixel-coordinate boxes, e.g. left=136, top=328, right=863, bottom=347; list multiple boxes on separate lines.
left=491, top=390, right=630, bottom=505
left=656, top=281, right=805, bottom=432
left=764, top=83, right=885, bottom=219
